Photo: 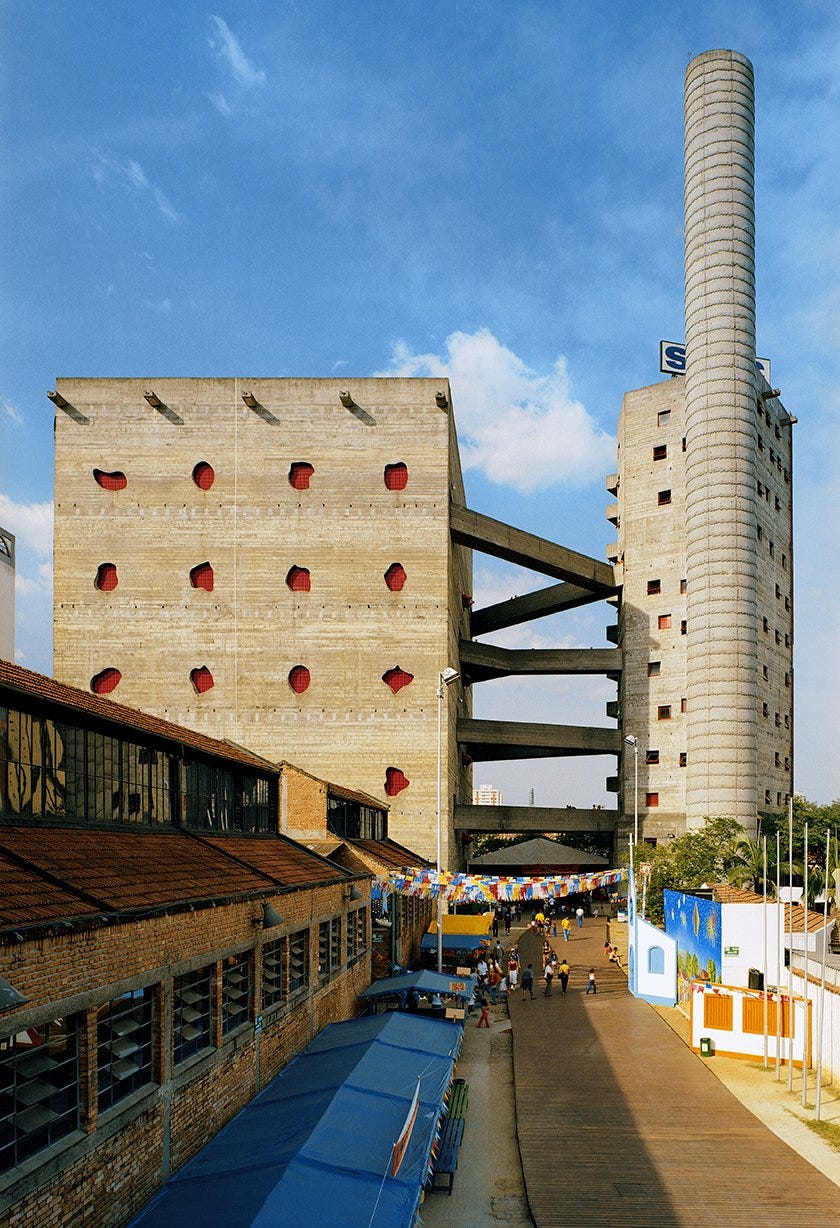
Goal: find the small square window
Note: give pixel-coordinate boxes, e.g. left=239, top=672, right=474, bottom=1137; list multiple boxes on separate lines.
left=765, top=789, right=771, bottom=805
left=784, top=633, right=790, bottom=648
left=762, top=703, right=769, bottom=717
left=679, top=752, right=687, bottom=767
left=653, top=444, right=667, bottom=461
left=784, top=714, right=789, bottom=729
left=762, top=664, right=769, bottom=680
left=775, top=584, right=781, bottom=599
left=757, top=481, right=764, bottom=497
left=775, top=713, right=781, bottom=727
left=784, top=672, right=790, bottom=687
left=658, top=614, right=671, bottom=630
left=775, top=496, right=781, bottom=511
left=763, top=617, right=769, bottom=633
left=784, top=757, right=790, bottom=771
left=757, top=526, right=763, bottom=541
left=645, top=749, right=659, bottom=765
left=681, top=436, right=687, bottom=452
left=679, top=579, right=687, bottom=594
left=658, top=705, right=671, bottom=720
left=777, top=792, right=782, bottom=806
left=758, top=436, right=764, bottom=451
left=769, top=541, right=775, bottom=557
left=680, top=697, right=687, bottom=714
left=680, top=620, right=687, bottom=635
left=647, top=579, right=661, bottom=595
left=658, top=410, right=671, bottom=427
left=784, top=596, right=790, bottom=611
left=648, top=661, right=661, bottom=677
left=657, top=489, right=671, bottom=506
left=774, top=752, right=781, bottom=767
left=781, top=553, right=787, bottom=570
left=645, top=792, right=659, bottom=808
left=775, top=630, right=781, bottom=645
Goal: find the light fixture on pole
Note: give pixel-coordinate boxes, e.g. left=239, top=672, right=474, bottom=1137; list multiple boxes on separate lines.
left=436, top=667, right=460, bottom=974
left=624, top=734, right=639, bottom=847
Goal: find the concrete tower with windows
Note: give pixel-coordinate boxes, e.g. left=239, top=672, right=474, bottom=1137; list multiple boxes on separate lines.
left=51, top=378, right=472, bottom=866
left=612, top=51, right=794, bottom=842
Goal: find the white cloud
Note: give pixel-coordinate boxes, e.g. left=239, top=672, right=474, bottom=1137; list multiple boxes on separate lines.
left=207, top=91, right=232, bottom=116
left=376, top=328, right=615, bottom=492
left=91, top=151, right=182, bottom=224
left=3, top=399, right=23, bottom=425
left=0, top=494, right=53, bottom=557
left=209, top=16, right=266, bottom=88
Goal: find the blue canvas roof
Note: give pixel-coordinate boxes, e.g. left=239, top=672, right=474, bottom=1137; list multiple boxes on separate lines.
left=359, top=969, right=478, bottom=1002
left=130, top=1012, right=460, bottom=1228
left=419, top=932, right=490, bottom=952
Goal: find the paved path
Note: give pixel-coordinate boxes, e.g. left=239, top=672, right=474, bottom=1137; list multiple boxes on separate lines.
left=509, top=921, right=840, bottom=1227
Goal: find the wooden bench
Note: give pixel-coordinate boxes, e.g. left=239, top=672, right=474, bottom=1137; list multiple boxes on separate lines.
left=429, top=1117, right=464, bottom=1194
left=446, top=1078, right=469, bottom=1119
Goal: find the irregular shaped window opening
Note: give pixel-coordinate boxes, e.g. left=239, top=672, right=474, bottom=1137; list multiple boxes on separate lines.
left=384, top=462, right=408, bottom=491
left=382, top=667, right=414, bottom=694
left=384, top=766, right=409, bottom=796
left=91, top=668, right=122, bottom=695
left=288, top=665, right=311, bottom=694
left=289, top=462, right=314, bottom=490
left=190, top=666, right=214, bottom=694
left=190, top=562, right=214, bottom=592
left=286, top=566, right=311, bottom=592
left=93, top=469, right=127, bottom=492
left=384, top=563, right=407, bottom=592
left=95, top=563, right=118, bottom=592
left=192, top=461, right=215, bottom=490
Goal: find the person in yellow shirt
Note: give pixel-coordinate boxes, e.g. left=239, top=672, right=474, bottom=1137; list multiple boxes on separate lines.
left=561, top=916, right=572, bottom=942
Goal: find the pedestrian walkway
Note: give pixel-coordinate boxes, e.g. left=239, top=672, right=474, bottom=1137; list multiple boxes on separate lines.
left=508, top=920, right=840, bottom=1226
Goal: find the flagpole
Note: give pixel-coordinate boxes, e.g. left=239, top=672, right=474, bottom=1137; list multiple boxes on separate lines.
left=762, top=835, right=768, bottom=1069
left=787, top=799, right=794, bottom=1091
left=775, top=829, right=782, bottom=1081
left=801, top=821, right=809, bottom=1106
left=814, top=831, right=831, bottom=1120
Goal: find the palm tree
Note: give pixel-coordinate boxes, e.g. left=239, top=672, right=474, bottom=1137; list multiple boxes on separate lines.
left=726, top=835, right=778, bottom=895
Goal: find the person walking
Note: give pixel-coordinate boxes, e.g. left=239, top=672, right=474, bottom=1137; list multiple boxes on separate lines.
left=543, top=956, right=555, bottom=996
left=476, top=995, right=491, bottom=1028
left=586, top=968, right=597, bottom=994
left=503, top=907, right=511, bottom=936
left=492, top=939, right=504, bottom=967
left=521, top=963, right=535, bottom=1000
left=507, top=949, right=519, bottom=990
left=576, top=905, right=584, bottom=928
left=558, top=958, right=570, bottom=996
left=561, top=916, right=571, bottom=942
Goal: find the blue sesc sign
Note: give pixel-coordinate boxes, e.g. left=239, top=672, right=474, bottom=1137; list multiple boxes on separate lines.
left=660, top=341, right=770, bottom=383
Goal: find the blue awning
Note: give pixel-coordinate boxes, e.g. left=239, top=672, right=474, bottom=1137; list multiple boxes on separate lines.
left=420, top=932, right=490, bottom=953
left=130, top=1012, right=461, bottom=1228
left=360, top=970, right=478, bottom=1002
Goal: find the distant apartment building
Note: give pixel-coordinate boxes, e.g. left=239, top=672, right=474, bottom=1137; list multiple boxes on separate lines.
left=472, top=784, right=502, bottom=806
left=51, top=378, right=472, bottom=868
left=0, top=526, right=14, bottom=661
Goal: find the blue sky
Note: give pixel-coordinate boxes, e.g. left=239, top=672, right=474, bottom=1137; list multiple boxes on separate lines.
left=1, top=2, right=838, bottom=805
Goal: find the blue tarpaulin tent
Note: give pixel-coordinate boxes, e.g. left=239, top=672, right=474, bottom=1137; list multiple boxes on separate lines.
left=130, top=1012, right=461, bottom=1228
left=359, top=970, right=477, bottom=1003
left=419, top=932, right=489, bottom=953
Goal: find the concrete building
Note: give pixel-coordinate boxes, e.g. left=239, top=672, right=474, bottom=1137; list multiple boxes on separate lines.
left=0, top=527, right=14, bottom=661
left=51, top=378, right=473, bottom=867
left=612, top=51, right=794, bottom=842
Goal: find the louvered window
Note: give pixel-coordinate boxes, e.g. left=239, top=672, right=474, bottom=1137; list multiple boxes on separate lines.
left=262, top=938, right=286, bottom=1011
left=355, top=908, right=367, bottom=956
left=330, top=917, right=341, bottom=972
left=222, top=954, right=251, bottom=1035
left=346, top=909, right=367, bottom=962
left=0, top=1017, right=81, bottom=1174
left=288, top=930, right=309, bottom=994
left=173, top=968, right=212, bottom=1065
left=97, top=988, right=155, bottom=1113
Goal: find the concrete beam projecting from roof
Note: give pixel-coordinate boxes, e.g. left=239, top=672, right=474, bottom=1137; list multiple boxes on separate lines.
left=470, top=580, right=605, bottom=636
left=459, top=640, right=621, bottom=684
left=454, top=804, right=619, bottom=834
left=458, top=718, right=621, bottom=761
left=451, top=506, right=616, bottom=592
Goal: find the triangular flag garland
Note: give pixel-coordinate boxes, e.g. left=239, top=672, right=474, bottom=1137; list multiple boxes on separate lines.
left=371, top=866, right=626, bottom=903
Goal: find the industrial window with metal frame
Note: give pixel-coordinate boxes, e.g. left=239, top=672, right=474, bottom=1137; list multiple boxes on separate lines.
left=262, top=937, right=286, bottom=1011
left=0, top=1016, right=81, bottom=1174
left=97, top=988, right=155, bottom=1114
left=221, top=953, right=251, bottom=1035
left=173, top=967, right=213, bottom=1065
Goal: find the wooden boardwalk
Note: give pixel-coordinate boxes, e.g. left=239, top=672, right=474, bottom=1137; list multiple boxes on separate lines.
left=509, top=922, right=839, bottom=1226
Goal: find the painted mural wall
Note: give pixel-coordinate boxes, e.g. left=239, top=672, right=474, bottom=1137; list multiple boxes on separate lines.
left=664, top=890, right=722, bottom=1008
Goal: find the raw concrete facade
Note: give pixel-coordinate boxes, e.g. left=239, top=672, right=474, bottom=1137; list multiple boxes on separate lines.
left=612, top=50, right=794, bottom=841
left=52, top=377, right=472, bottom=866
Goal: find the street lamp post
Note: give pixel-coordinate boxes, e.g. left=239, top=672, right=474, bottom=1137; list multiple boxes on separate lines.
left=436, top=667, right=460, bottom=974
left=624, top=734, right=639, bottom=847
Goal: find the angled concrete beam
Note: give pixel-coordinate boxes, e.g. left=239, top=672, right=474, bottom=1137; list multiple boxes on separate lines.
left=451, top=505, right=616, bottom=592
left=458, top=718, right=621, bottom=762
left=459, top=640, right=621, bottom=683
left=454, top=804, right=619, bottom=834
left=470, top=581, right=603, bottom=636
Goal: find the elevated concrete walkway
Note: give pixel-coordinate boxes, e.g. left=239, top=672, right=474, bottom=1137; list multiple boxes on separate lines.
left=509, top=922, right=840, bottom=1226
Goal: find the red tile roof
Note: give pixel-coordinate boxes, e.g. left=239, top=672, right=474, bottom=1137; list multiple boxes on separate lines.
left=0, top=658, right=277, bottom=773
left=0, top=858, right=99, bottom=927
left=350, top=838, right=432, bottom=870
left=197, top=835, right=346, bottom=886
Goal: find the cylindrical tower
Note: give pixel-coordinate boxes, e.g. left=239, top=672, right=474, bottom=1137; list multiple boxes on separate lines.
left=683, top=50, right=758, bottom=831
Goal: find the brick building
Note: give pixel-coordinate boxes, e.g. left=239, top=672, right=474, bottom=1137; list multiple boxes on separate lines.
left=0, top=660, right=375, bottom=1227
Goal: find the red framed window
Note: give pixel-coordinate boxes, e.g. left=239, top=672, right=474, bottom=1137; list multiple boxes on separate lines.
left=384, top=462, right=408, bottom=491
left=289, top=462, right=314, bottom=490
left=382, top=667, right=414, bottom=694
left=93, top=469, right=127, bottom=491
left=384, top=563, right=407, bottom=592
left=288, top=665, right=311, bottom=694
left=384, top=767, right=409, bottom=796
left=646, top=792, right=660, bottom=808
left=91, top=668, right=121, bottom=695
left=286, top=566, right=311, bottom=592
left=192, top=461, right=215, bottom=490
left=95, top=563, right=118, bottom=592
left=190, top=562, right=214, bottom=592
left=190, top=666, right=214, bottom=694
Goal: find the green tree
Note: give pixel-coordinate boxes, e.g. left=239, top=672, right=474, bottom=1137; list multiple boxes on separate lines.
left=627, top=817, right=743, bottom=925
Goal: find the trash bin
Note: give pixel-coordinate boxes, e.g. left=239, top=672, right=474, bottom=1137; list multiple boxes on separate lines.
left=699, top=1036, right=713, bottom=1057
